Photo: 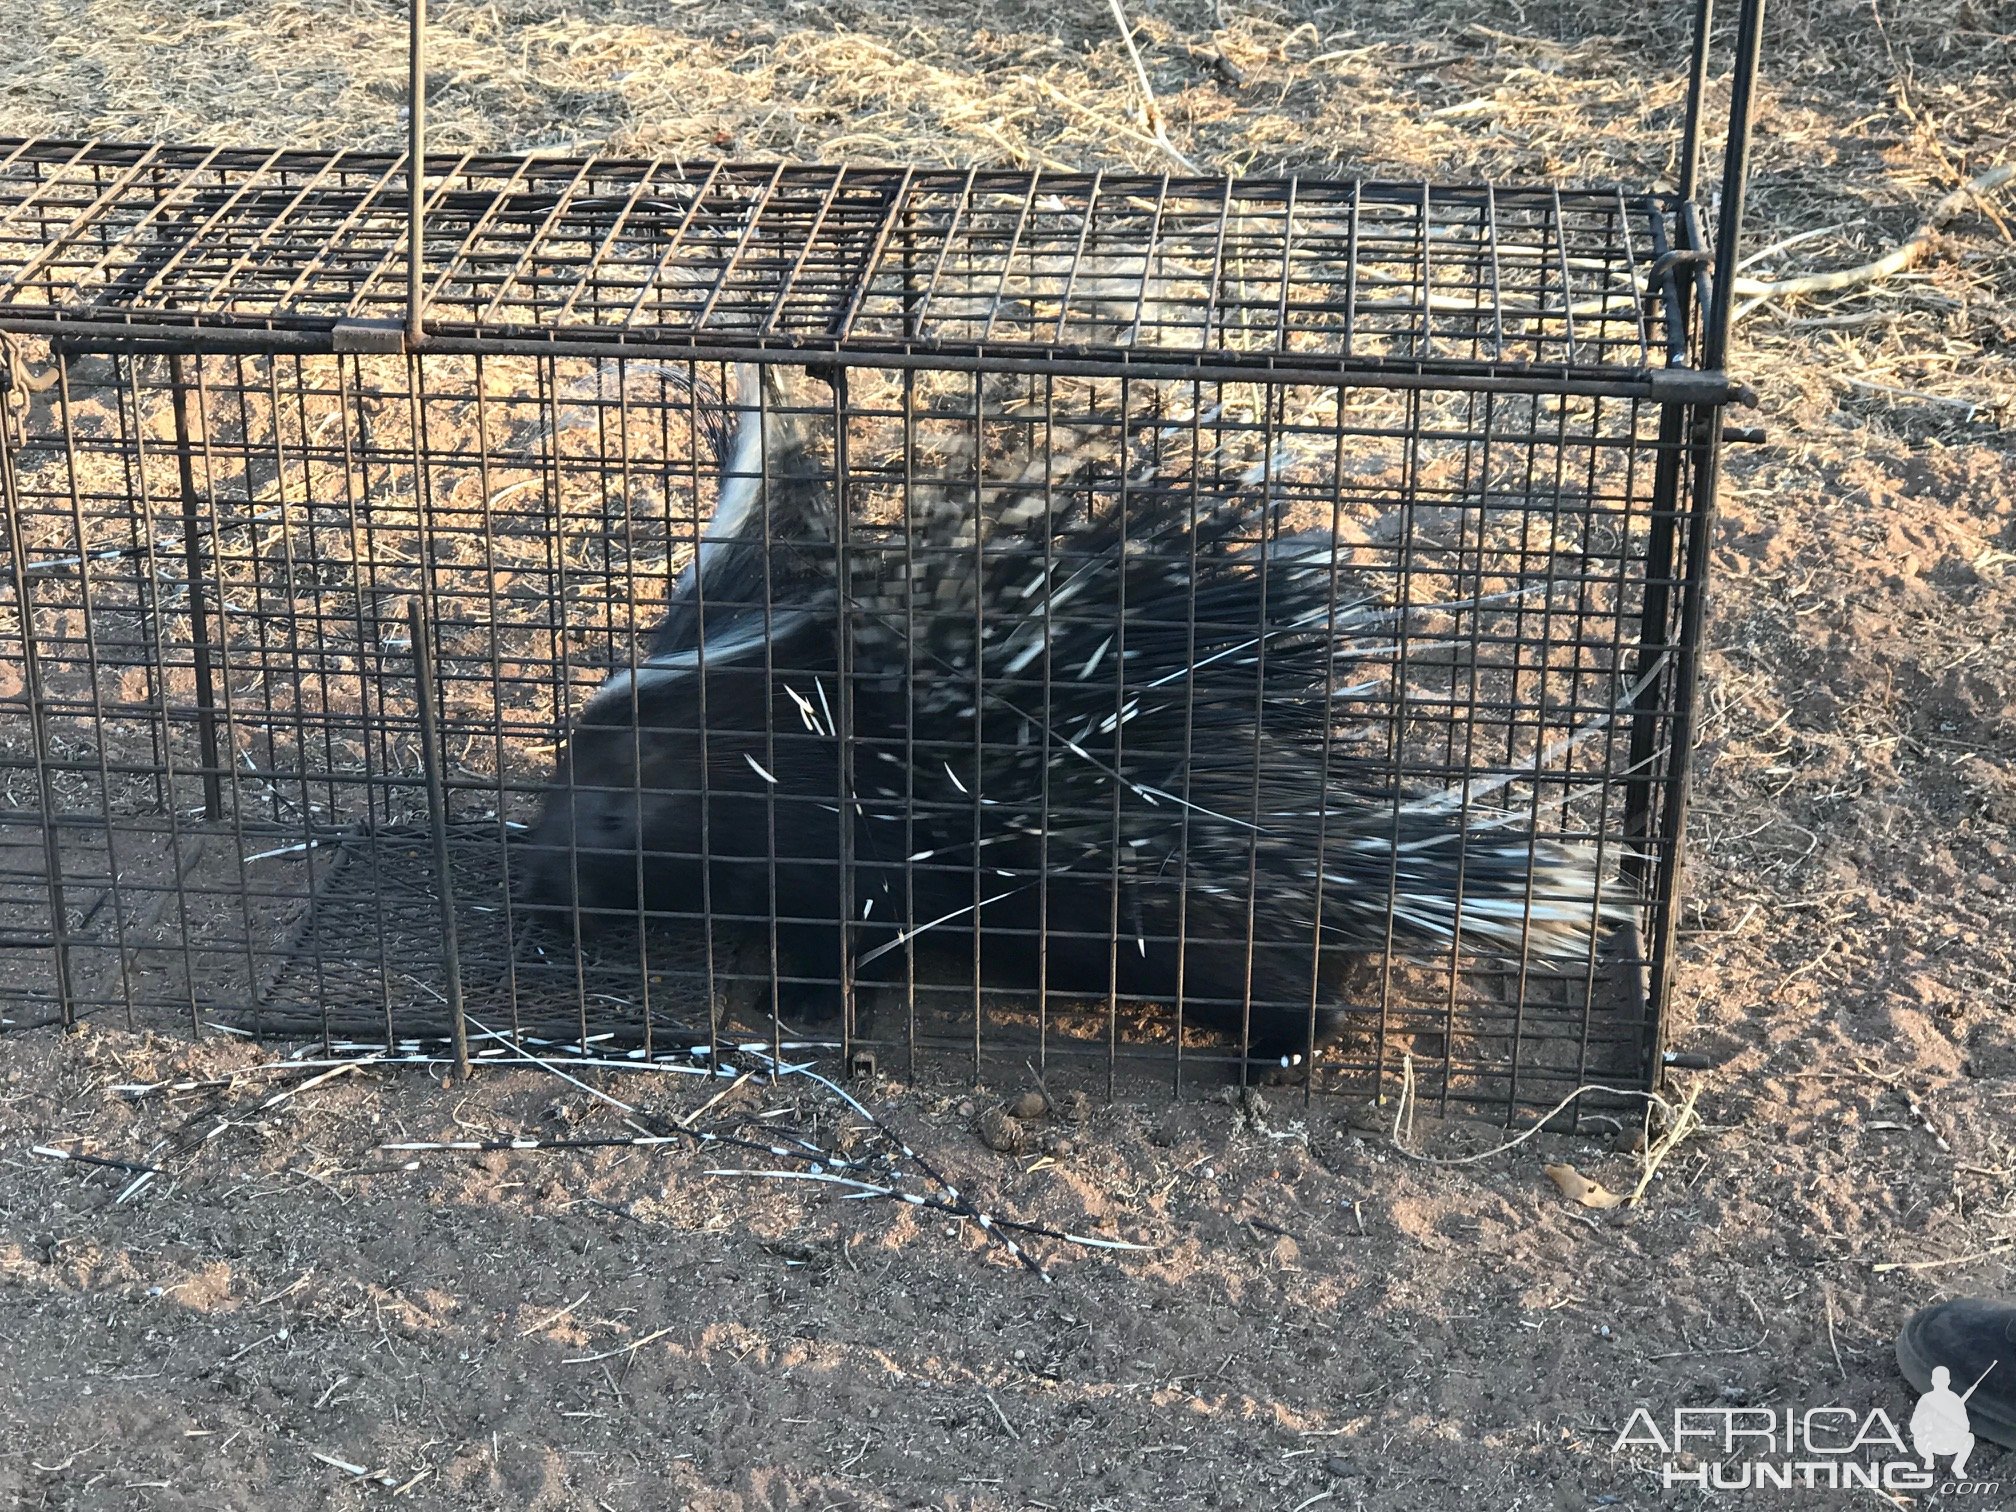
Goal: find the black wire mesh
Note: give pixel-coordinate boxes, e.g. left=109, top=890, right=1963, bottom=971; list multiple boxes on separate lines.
left=0, top=123, right=1749, bottom=1117
left=0, top=322, right=1711, bottom=1116
left=0, top=140, right=1702, bottom=380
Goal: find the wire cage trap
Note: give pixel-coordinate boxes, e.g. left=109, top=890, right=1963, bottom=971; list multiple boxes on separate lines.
left=0, top=3, right=1762, bottom=1120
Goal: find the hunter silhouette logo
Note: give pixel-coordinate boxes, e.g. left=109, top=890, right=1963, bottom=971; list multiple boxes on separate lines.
left=1911, top=1363, right=1997, bottom=1480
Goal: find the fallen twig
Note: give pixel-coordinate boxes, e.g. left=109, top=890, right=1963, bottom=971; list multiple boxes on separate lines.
left=1839, top=374, right=1983, bottom=417
left=1389, top=1054, right=1679, bottom=1167
left=1734, top=163, right=2015, bottom=301
left=1624, top=1078, right=1704, bottom=1205
left=563, top=1325, right=675, bottom=1365
left=1103, top=0, right=1199, bottom=172
left=1872, top=1241, right=2014, bottom=1275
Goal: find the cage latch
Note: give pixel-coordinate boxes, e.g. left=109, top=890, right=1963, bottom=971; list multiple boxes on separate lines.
left=331, top=318, right=409, bottom=355
left=1644, top=248, right=1710, bottom=289
left=1646, top=367, right=1748, bottom=405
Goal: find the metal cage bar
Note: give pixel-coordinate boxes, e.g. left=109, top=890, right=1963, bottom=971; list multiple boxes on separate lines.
left=0, top=1, right=1766, bottom=1118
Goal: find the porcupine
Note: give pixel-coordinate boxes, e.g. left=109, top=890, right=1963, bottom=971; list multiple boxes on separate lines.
left=519, top=365, right=1633, bottom=1067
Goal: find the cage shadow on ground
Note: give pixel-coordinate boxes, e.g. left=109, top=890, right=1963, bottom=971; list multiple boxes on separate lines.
left=245, top=820, right=1653, bottom=1115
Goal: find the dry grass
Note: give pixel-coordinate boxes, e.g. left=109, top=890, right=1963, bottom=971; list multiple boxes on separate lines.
left=5, top=0, right=2012, bottom=420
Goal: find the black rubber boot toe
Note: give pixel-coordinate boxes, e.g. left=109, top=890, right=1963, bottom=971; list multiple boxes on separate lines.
left=1897, top=1298, right=2016, bottom=1451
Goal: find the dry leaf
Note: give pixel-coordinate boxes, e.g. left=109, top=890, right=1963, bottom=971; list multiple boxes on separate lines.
left=1544, top=1162, right=1625, bottom=1209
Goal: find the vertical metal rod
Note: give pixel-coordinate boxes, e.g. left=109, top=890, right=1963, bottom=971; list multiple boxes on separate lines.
left=1621, top=403, right=1689, bottom=887
left=830, top=368, right=858, bottom=1062
left=1642, top=414, right=1723, bottom=1083
left=0, top=377, right=76, bottom=1022
left=966, top=367, right=985, bottom=1084
left=168, top=354, right=223, bottom=820
left=1678, top=0, right=1717, bottom=202
left=406, top=0, right=427, bottom=347
left=1704, top=0, right=1767, bottom=369
left=53, top=356, right=138, bottom=1029
left=122, top=354, right=204, bottom=1034
left=896, top=367, right=919, bottom=1082
left=1643, top=0, right=1763, bottom=1083
left=900, top=201, right=918, bottom=341
left=407, top=595, right=469, bottom=1078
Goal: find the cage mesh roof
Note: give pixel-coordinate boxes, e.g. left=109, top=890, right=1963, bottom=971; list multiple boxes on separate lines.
left=0, top=138, right=1711, bottom=387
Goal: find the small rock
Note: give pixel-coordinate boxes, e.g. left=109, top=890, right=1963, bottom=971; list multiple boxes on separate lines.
left=1007, top=1091, right=1048, bottom=1121
left=1324, top=1456, right=1357, bottom=1478
left=977, top=1106, right=1026, bottom=1153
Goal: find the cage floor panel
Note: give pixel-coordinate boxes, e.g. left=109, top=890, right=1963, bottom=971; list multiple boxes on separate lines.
left=255, top=823, right=713, bottom=1044
left=0, top=138, right=1703, bottom=383
left=248, top=822, right=1652, bottom=1114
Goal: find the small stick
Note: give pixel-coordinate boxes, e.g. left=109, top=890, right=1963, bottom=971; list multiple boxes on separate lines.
left=1838, top=375, right=1981, bottom=416
left=1102, top=0, right=1200, bottom=172
left=1734, top=220, right=1859, bottom=272
left=677, top=1069, right=756, bottom=1129
left=1824, top=1288, right=1847, bottom=1380
left=984, top=1390, right=1021, bottom=1440
left=1390, top=1059, right=1678, bottom=1166
left=517, top=1291, right=591, bottom=1338
left=224, top=1329, right=287, bottom=1364
left=1023, top=1058, right=1056, bottom=1114
left=1873, top=1243, right=2014, bottom=1275
left=257, top=1057, right=375, bottom=1114
left=1626, top=1078, right=1705, bottom=1205
left=1734, top=164, right=2016, bottom=301
left=563, top=1326, right=675, bottom=1366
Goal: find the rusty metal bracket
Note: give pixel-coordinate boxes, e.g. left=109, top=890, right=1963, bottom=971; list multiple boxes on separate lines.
left=331, top=318, right=409, bottom=354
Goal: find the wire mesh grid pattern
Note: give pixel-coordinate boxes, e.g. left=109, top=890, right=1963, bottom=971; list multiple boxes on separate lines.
left=0, top=333, right=1709, bottom=1115
left=0, top=140, right=1706, bottom=381
left=0, top=0, right=1766, bottom=1119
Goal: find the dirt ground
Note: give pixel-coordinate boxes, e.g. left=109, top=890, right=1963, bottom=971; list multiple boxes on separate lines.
left=2, top=0, right=2014, bottom=1508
